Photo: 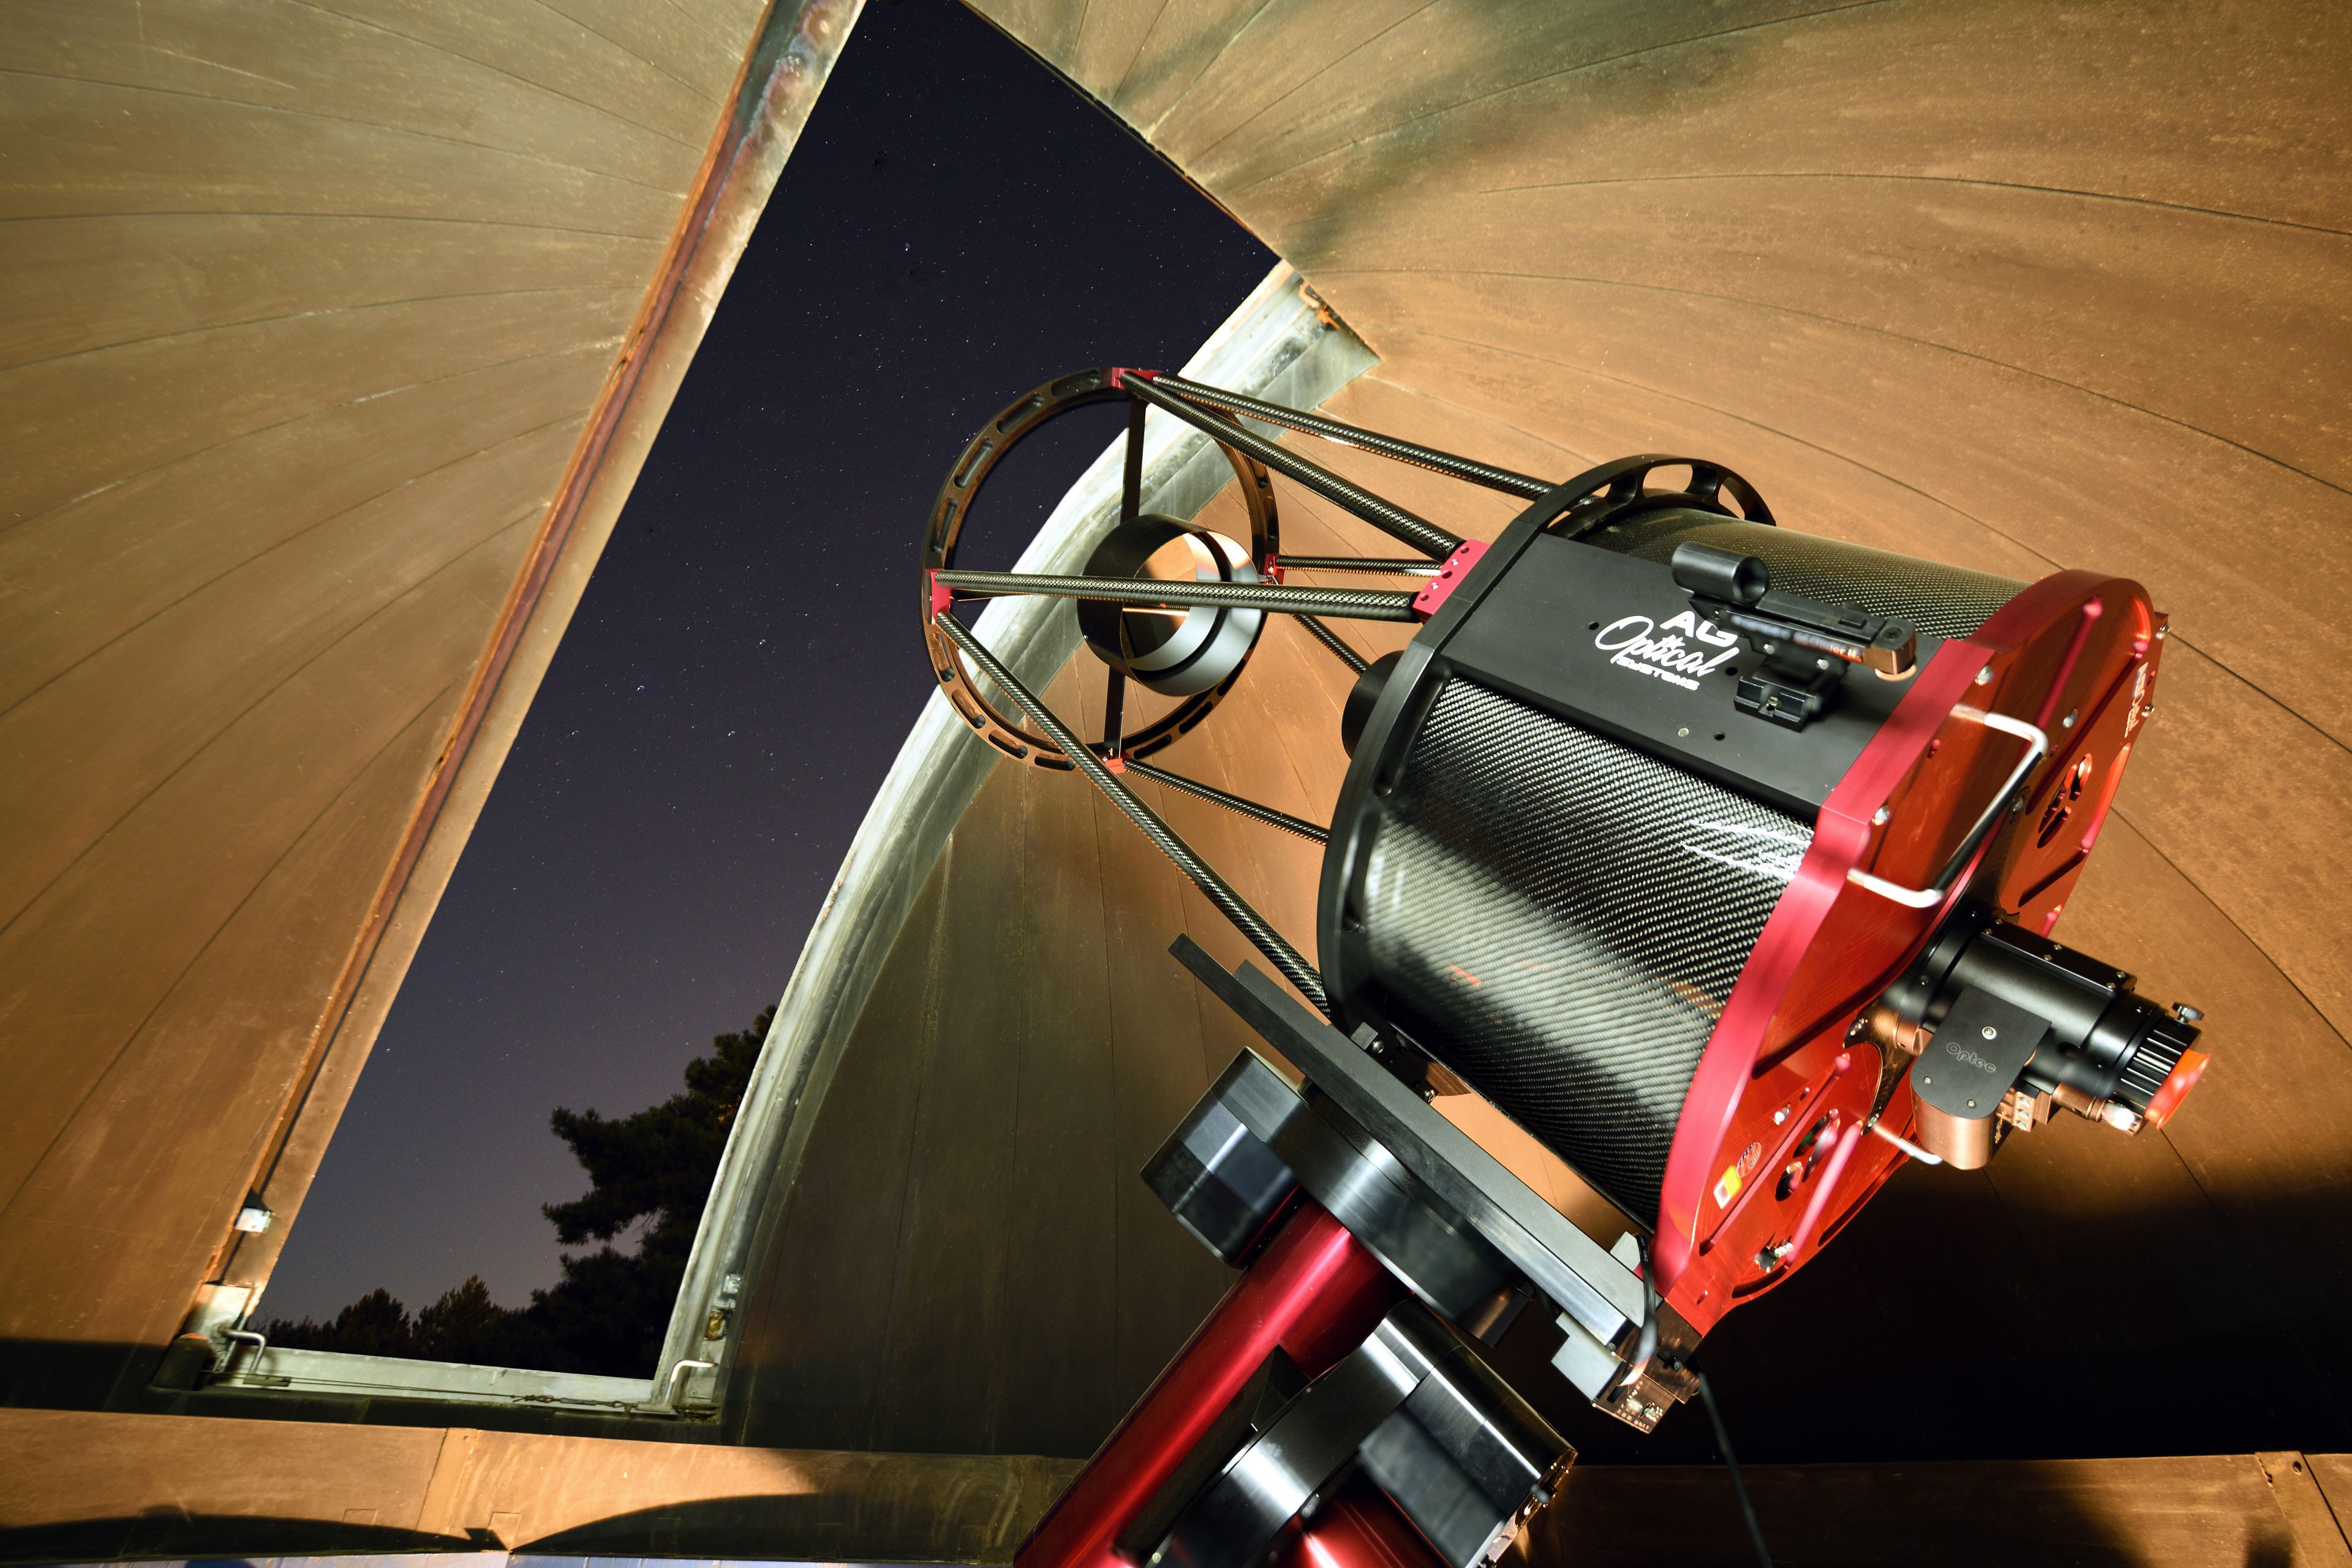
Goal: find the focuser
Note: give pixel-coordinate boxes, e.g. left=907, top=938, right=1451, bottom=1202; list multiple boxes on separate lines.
left=1669, top=540, right=1918, bottom=730
left=1875, top=900, right=2211, bottom=1168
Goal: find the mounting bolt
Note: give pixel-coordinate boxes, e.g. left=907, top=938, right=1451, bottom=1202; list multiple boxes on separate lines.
left=1974, top=668, right=1992, bottom=685
left=1816, top=658, right=1831, bottom=671
left=2062, top=709, right=2078, bottom=728
left=1871, top=805, right=1891, bottom=826
left=1982, top=1026, right=1998, bottom=1039
left=1677, top=726, right=1689, bottom=737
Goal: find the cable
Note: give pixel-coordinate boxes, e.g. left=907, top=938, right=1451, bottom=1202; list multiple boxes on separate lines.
left=1636, top=1238, right=1772, bottom=1567
left=1695, top=1372, right=1771, bottom=1568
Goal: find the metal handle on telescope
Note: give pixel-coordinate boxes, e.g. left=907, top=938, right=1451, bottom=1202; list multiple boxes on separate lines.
left=1846, top=704, right=2050, bottom=909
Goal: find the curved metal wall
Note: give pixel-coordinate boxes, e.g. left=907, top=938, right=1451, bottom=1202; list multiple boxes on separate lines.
left=0, top=0, right=850, bottom=1400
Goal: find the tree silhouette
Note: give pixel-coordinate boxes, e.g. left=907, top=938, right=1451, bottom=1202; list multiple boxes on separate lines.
left=263, top=1005, right=772, bottom=1377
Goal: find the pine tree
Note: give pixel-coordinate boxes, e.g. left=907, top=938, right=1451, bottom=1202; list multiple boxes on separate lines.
left=270, top=1287, right=415, bottom=1357
left=260, top=1005, right=771, bottom=1376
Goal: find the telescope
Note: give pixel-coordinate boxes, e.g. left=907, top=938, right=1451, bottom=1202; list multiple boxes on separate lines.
left=918, top=365, right=2209, bottom=1568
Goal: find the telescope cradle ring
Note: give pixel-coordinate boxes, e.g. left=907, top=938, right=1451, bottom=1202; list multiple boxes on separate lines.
left=920, top=366, right=1280, bottom=769
left=1545, top=453, right=1776, bottom=541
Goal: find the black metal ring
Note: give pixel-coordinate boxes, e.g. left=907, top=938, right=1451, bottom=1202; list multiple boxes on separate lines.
left=1545, top=453, right=1774, bottom=541
left=919, top=368, right=1280, bottom=768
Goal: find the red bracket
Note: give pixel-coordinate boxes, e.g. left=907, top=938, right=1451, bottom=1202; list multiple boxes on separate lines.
left=1410, top=540, right=1488, bottom=620
left=928, top=568, right=952, bottom=619
left=1262, top=554, right=1284, bottom=584
left=1107, top=366, right=1161, bottom=391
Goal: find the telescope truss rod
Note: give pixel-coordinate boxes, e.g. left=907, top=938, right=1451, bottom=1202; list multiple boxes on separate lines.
left=1295, top=614, right=1371, bottom=676
left=1118, top=394, right=1147, bottom=527
left=1125, top=758, right=1329, bottom=845
left=932, top=612, right=1330, bottom=1012
left=1120, top=371, right=1464, bottom=562
left=1100, top=669, right=1127, bottom=758
left=1276, top=556, right=1439, bottom=577
left=1153, top=372, right=1553, bottom=501
left=933, top=569, right=1423, bottom=623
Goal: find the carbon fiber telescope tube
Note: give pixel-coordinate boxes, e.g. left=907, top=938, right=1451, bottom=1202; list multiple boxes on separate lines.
left=1123, top=374, right=1464, bottom=562
left=1126, top=758, right=1329, bottom=845
left=933, top=612, right=1329, bottom=1011
left=1156, top=373, right=1553, bottom=501
left=934, top=569, right=1422, bottom=623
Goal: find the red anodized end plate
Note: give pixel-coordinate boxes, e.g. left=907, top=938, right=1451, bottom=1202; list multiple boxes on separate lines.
left=1651, top=569, right=2162, bottom=1331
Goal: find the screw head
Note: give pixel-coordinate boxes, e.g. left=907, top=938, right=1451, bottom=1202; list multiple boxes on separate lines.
left=1982, top=1025, right=1997, bottom=1039
left=1774, top=1107, right=1789, bottom=1125
left=1974, top=668, right=1992, bottom=685
left=1871, top=805, right=1891, bottom=826
left=1967, top=1099, right=1978, bottom=1109
left=1677, top=726, right=1689, bottom=737
left=2062, top=709, right=2078, bottom=728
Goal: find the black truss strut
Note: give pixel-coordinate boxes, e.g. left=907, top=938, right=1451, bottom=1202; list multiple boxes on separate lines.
left=1123, top=373, right=1464, bottom=562
left=1276, top=555, right=1439, bottom=576
left=932, top=612, right=1328, bottom=1011
left=1154, top=373, right=1552, bottom=501
left=1294, top=615, right=1370, bottom=676
left=1125, top=759, right=1329, bottom=845
left=935, top=569, right=1422, bottom=623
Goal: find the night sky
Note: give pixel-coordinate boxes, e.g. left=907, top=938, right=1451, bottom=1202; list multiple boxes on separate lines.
left=266, top=0, right=1273, bottom=1325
